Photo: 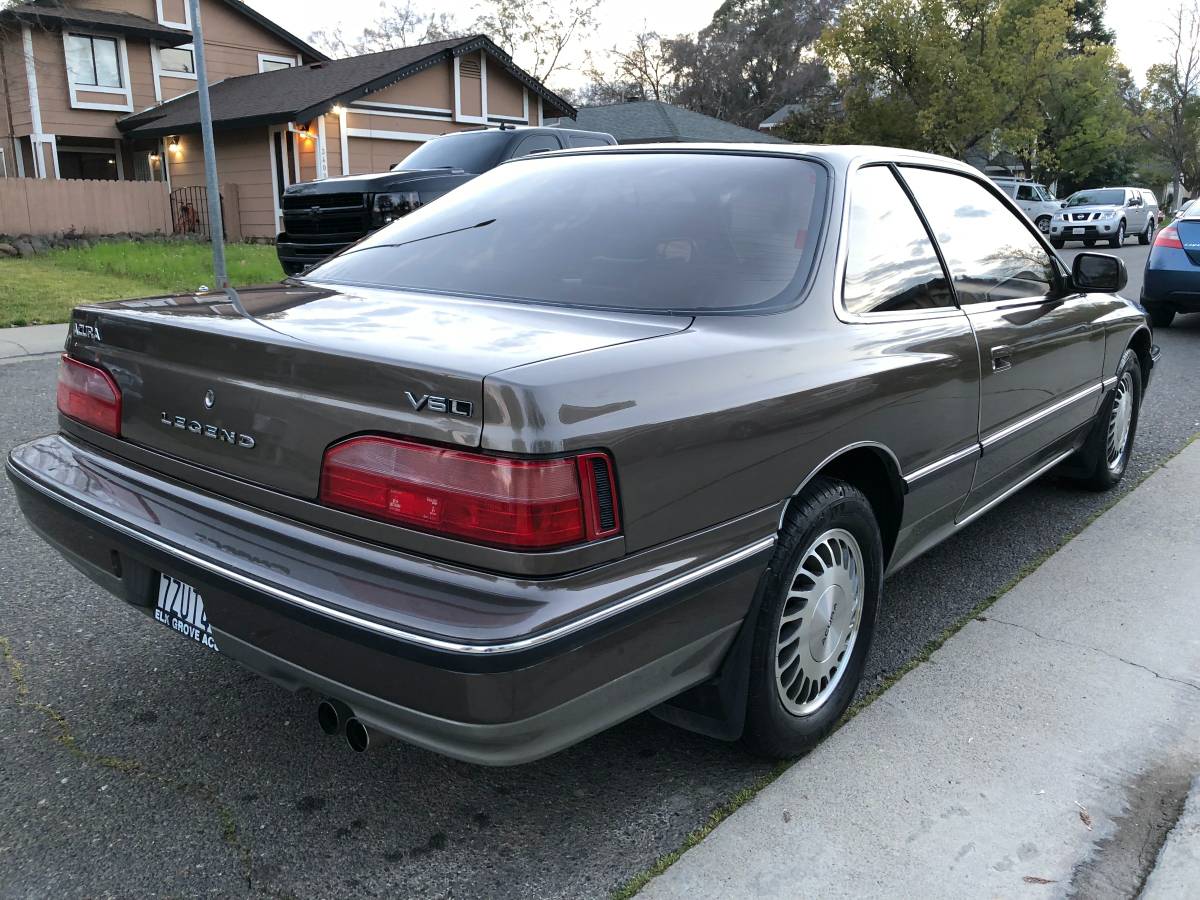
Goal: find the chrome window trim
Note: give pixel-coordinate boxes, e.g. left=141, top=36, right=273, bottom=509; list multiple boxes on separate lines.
left=980, top=382, right=1100, bottom=450
left=7, top=461, right=775, bottom=657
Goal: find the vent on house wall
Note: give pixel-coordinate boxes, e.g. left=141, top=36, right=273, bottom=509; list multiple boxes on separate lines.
left=460, top=56, right=481, bottom=78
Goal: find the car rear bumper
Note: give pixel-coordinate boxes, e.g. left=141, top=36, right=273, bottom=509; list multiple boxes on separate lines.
left=1142, top=265, right=1200, bottom=311
left=7, top=433, right=773, bottom=765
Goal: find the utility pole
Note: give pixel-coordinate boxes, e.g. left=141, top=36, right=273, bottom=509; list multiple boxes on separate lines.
left=185, top=0, right=228, bottom=289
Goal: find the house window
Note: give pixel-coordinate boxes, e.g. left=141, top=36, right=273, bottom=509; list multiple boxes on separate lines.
left=259, top=54, right=296, bottom=72
left=66, top=34, right=123, bottom=88
left=159, top=45, right=195, bottom=75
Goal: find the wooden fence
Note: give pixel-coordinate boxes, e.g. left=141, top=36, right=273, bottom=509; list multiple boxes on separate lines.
left=0, top=177, right=171, bottom=236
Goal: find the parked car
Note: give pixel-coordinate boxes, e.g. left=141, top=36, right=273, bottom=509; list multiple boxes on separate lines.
left=1142, top=202, right=1200, bottom=327
left=1049, top=187, right=1159, bottom=248
left=8, top=145, right=1157, bottom=765
left=276, top=125, right=616, bottom=275
left=992, top=177, right=1059, bottom=233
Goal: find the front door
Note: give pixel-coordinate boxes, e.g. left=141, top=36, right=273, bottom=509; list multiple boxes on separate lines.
left=900, top=166, right=1107, bottom=519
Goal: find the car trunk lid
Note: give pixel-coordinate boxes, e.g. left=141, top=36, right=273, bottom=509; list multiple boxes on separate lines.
left=71, top=285, right=689, bottom=498
left=1173, top=219, right=1200, bottom=265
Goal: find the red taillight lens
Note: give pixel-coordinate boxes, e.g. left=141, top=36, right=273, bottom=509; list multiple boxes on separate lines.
left=319, top=437, right=621, bottom=550
left=56, top=355, right=121, bottom=436
left=1154, top=225, right=1184, bottom=249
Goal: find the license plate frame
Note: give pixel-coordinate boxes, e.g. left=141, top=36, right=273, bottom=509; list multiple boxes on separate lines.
left=154, top=574, right=220, bottom=652
left=1072, top=227, right=1086, bottom=235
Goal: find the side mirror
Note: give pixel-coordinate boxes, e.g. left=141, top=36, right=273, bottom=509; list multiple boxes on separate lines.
left=1127, top=198, right=1139, bottom=207
left=1072, top=252, right=1127, bottom=293
left=1060, top=201, right=1067, bottom=208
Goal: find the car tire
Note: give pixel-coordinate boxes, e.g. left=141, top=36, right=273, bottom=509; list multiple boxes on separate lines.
left=741, top=477, right=883, bottom=760
left=1139, top=219, right=1155, bottom=245
left=1036, top=215, right=1051, bottom=234
left=1147, top=305, right=1176, bottom=328
left=1109, top=221, right=1125, bottom=248
left=1074, top=349, right=1142, bottom=492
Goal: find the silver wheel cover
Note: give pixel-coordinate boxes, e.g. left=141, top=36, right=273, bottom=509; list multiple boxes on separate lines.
left=1106, top=371, right=1134, bottom=472
left=774, top=528, right=865, bottom=716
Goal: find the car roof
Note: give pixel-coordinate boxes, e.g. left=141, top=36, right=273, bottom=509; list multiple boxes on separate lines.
left=509, top=141, right=983, bottom=175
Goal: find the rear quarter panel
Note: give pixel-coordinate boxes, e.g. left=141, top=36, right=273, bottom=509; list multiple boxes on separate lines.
left=481, top=307, right=980, bottom=554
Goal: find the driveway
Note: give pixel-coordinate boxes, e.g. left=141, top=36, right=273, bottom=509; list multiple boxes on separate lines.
left=1, top=242, right=1195, bottom=898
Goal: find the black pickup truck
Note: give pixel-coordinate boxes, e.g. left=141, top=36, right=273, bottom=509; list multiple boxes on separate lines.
left=276, top=125, right=615, bottom=275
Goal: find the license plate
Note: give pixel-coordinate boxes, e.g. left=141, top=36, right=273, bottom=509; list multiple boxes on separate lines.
left=155, top=575, right=220, bottom=652
left=1072, top=228, right=1085, bottom=235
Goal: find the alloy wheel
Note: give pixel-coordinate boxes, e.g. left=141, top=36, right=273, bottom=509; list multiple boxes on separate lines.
left=774, top=528, right=865, bottom=716
left=1106, top=372, right=1134, bottom=473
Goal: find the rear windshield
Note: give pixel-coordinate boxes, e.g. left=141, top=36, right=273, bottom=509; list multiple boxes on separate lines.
left=306, top=152, right=828, bottom=314
left=393, top=131, right=507, bottom=174
left=1067, top=189, right=1124, bottom=207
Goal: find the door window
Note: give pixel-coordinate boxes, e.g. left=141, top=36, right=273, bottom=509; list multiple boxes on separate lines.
left=901, top=168, right=1055, bottom=305
left=1016, top=185, right=1035, bottom=201
left=510, top=135, right=561, bottom=157
left=843, top=166, right=954, bottom=315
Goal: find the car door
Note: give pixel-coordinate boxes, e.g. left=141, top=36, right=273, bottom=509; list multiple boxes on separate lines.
left=899, top=166, right=1107, bottom=521
left=1124, top=189, right=1148, bottom=232
left=1015, top=183, right=1036, bottom=217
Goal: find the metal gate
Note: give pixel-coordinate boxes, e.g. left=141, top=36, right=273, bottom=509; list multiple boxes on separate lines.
left=170, top=186, right=225, bottom=239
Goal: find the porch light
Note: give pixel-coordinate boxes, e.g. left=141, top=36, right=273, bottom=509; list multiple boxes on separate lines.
left=167, top=136, right=181, bottom=154
left=331, top=104, right=345, bottom=116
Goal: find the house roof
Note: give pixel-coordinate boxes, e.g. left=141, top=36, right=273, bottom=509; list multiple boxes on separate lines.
left=546, top=101, right=782, bottom=145
left=119, top=34, right=575, bottom=138
left=758, top=103, right=805, bottom=129
left=8, top=0, right=327, bottom=60
left=0, top=3, right=193, bottom=46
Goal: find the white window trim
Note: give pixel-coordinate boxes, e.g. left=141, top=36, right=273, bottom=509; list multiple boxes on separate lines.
left=344, top=128, right=435, bottom=142
left=258, top=53, right=298, bottom=73
left=338, top=106, right=349, bottom=175
left=155, top=0, right=191, bottom=31
left=316, top=114, right=328, bottom=179
left=452, top=53, right=487, bottom=124
left=0, top=147, right=7, bottom=178
left=157, top=43, right=198, bottom=81
left=63, top=32, right=134, bottom=112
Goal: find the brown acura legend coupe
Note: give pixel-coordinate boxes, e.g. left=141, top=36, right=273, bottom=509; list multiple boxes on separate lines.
left=7, top=145, right=1157, bottom=764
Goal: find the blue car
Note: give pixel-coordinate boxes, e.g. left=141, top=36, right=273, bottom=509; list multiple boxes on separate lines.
left=1143, top=205, right=1200, bottom=327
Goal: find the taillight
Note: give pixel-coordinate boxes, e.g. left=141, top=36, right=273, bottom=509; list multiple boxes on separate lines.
left=319, top=437, right=621, bottom=550
left=1154, top=224, right=1184, bottom=249
left=56, top=355, right=121, bottom=436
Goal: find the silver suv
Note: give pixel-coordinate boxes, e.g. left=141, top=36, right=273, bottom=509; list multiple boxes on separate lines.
left=993, top=178, right=1059, bottom=233
left=1049, top=187, right=1160, bottom=249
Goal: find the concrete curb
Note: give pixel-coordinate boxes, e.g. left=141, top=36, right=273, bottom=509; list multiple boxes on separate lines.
left=0, top=324, right=66, bottom=363
left=641, top=442, right=1200, bottom=899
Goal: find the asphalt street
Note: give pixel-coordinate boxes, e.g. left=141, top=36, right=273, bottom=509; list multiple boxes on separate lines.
left=1, top=242, right=1197, bottom=899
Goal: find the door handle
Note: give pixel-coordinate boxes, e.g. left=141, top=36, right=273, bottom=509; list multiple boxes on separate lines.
left=991, top=346, right=1013, bottom=372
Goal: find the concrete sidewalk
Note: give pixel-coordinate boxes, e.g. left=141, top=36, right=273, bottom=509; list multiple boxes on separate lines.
left=0, top=323, right=66, bottom=363
left=644, top=442, right=1200, bottom=899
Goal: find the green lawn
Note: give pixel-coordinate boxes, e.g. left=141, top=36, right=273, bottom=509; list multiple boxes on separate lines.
left=0, top=241, right=284, bottom=328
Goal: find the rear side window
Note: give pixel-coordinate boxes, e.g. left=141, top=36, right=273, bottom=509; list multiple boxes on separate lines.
left=901, top=167, right=1054, bottom=305
left=305, top=153, right=829, bottom=313
left=511, top=134, right=562, bottom=157
left=843, top=166, right=953, bottom=315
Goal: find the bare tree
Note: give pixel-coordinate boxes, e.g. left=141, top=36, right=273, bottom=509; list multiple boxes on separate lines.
left=606, top=31, right=677, bottom=102
left=1140, top=2, right=1200, bottom=208
left=309, top=0, right=462, bottom=58
left=472, top=0, right=603, bottom=83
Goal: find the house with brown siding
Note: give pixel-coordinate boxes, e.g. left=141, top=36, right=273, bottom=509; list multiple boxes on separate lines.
left=116, top=35, right=574, bottom=238
left=1, top=1, right=574, bottom=240
left=0, top=0, right=323, bottom=181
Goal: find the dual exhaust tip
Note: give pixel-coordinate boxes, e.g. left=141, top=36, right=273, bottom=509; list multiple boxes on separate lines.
left=316, top=698, right=389, bottom=752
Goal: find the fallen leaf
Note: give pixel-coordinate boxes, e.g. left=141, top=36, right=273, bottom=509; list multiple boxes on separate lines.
left=1023, top=876, right=1056, bottom=885
left=1079, top=809, right=1093, bottom=830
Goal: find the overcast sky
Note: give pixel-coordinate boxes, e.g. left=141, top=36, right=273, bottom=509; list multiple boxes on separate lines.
left=248, top=0, right=1182, bottom=90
